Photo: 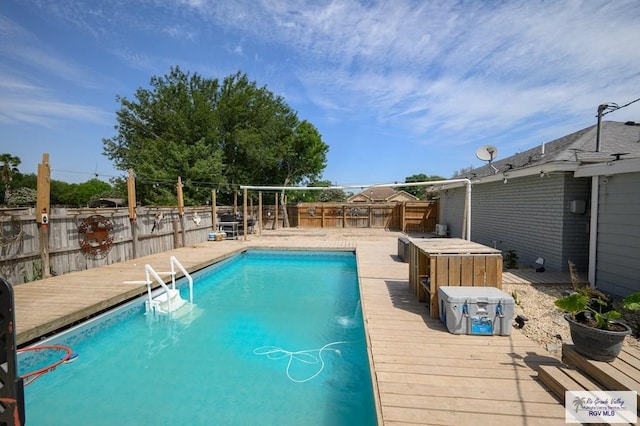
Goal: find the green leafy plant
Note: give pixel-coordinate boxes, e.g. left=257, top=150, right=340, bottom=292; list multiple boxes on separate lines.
left=555, top=261, right=640, bottom=330
left=511, top=290, right=521, bottom=306
left=623, top=293, right=640, bottom=311
left=555, top=292, right=620, bottom=329
left=503, top=249, right=519, bottom=269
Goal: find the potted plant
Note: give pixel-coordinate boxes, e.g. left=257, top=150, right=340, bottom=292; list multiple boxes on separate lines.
left=554, top=263, right=640, bottom=361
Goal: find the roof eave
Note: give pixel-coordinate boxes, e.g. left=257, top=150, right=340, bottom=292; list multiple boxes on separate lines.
left=438, top=162, right=580, bottom=190
left=574, top=157, right=640, bottom=177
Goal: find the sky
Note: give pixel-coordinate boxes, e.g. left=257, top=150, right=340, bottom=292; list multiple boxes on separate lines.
left=1, top=0, right=639, bottom=187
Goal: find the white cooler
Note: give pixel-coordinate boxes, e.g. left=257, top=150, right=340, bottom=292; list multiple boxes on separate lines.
left=437, top=286, right=514, bottom=336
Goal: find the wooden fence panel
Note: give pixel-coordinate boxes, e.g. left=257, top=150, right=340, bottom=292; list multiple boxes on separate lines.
left=1, top=200, right=438, bottom=284
left=0, top=205, right=217, bottom=285
left=293, top=201, right=438, bottom=231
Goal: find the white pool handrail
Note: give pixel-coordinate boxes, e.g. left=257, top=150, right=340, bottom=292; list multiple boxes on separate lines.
left=144, top=264, right=174, bottom=312
left=170, top=256, right=193, bottom=305
left=123, top=257, right=194, bottom=316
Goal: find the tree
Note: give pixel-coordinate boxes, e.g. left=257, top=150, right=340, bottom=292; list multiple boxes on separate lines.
left=103, top=66, right=224, bottom=205
left=0, top=153, right=21, bottom=204
left=272, top=120, right=328, bottom=226
left=288, top=179, right=347, bottom=203
left=452, top=165, right=475, bottom=178
left=400, top=174, right=446, bottom=200
left=103, top=67, right=329, bottom=209
left=74, top=179, right=114, bottom=206
left=47, top=178, right=115, bottom=207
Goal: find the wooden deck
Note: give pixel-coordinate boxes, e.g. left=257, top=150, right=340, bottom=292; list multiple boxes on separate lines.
left=539, top=344, right=640, bottom=413
left=12, top=229, right=568, bottom=424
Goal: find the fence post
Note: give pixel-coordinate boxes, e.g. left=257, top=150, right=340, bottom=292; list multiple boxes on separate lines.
left=177, top=177, right=185, bottom=247
left=172, top=220, right=180, bottom=248
left=36, top=153, right=51, bottom=278
left=127, top=169, right=138, bottom=259
left=211, top=189, right=217, bottom=231
left=274, top=193, right=278, bottom=230
left=258, top=192, right=262, bottom=234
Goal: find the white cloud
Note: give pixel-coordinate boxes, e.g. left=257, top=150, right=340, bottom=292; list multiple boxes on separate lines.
left=6, top=0, right=640, bottom=150
left=257, top=0, right=640, bottom=147
left=0, top=14, right=101, bottom=88
left=0, top=95, right=112, bottom=127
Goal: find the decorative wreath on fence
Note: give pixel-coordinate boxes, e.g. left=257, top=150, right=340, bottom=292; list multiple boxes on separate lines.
left=77, top=215, right=114, bottom=259
left=0, top=213, right=23, bottom=247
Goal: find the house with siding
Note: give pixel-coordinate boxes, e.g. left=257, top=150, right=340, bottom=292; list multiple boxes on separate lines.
left=437, top=121, right=640, bottom=297
left=348, top=186, right=418, bottom=203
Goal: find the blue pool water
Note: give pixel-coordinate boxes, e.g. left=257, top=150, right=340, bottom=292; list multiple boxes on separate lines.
left=19, top=250, right=377, bottom=425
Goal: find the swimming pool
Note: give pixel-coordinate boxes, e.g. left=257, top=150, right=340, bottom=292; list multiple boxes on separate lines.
left=19, top=250, right=377, bottom=425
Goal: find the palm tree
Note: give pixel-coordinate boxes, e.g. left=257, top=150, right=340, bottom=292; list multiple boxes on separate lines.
left=0, top=153, right=21, bottom=205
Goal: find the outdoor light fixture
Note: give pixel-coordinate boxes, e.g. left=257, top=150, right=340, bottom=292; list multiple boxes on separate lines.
left=503, top=177, right=508, bottom=184
left=540, top=170, right=545, bottom=178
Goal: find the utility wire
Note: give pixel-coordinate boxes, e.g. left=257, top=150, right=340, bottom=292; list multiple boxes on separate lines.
left=600, top=97, right=640, bottom=117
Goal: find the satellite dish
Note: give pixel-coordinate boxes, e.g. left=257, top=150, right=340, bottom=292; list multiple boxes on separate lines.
left=476, top=145, right=498, bottom=162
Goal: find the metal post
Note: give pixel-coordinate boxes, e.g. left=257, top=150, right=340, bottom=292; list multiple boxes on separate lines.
left=595, top=104, right=607, bottom=152
left=243, top=187, right=248, bottom=241
left=0, top=278, right=25, bottom=426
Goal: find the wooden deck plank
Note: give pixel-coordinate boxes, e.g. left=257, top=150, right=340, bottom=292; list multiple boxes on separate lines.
left=538, top=366, right=584, bottom=402
left=382, top=405, right=564, bottom=425
left=381, top=381, right=558, bottom=404
left=12, top=229, right=570, bottom=425
left=562, top=343, right=640, bottom=411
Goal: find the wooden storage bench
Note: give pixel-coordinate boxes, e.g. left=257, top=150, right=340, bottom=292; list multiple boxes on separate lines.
left=408, top=238, right=503, bottom=319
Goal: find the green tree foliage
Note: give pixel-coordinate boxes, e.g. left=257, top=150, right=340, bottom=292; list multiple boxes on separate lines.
left=400, top=174, right=446, bottom=200
left=1, top=172, right=36, bottom=205
left=103, top=67, right=328, bottom=206
left=287, top=179, right=348, bottom=203
left=103, top=66, right=224, bottom=205
left=0, top=153, right=21, bottom=204
left=5, top=188, right=36, bottom=205
left=452, top=165, right=475, bottom=178
left=50, top=179, right=113, bottom=207
left=0, top=158, right=118, bottom=207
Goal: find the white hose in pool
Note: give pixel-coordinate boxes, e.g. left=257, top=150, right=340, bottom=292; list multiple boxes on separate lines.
left=253, top=341, right=347, bottom=383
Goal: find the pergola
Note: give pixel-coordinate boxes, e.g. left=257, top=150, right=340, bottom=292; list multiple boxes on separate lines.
left=233, top=179, right=472, bottom=242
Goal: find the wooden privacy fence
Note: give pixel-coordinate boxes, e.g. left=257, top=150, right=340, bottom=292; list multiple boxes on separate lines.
left=0, top=206, right=220, bottom=285
left=289, top=201, right=438, bottom=231
left=0, top=201, right=437, bottom=284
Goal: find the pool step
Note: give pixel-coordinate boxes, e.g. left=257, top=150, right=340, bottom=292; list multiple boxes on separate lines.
left=150, top=289, right=188, bottom=314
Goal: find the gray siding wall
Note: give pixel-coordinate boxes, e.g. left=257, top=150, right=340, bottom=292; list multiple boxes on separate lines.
left=438, top=187, right=466, bottom=238
left=439, top=173, right=590, bottom=272
left=596, top=172, right=640, bottom=297
left=561, top=176, right=592, bottom=273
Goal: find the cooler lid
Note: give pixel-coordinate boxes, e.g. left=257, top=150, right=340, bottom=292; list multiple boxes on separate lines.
left=437, top=286, right=514, bottom=304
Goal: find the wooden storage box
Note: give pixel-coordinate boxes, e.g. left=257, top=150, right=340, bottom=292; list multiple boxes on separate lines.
left=408, top=238, right=503, bottom=319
